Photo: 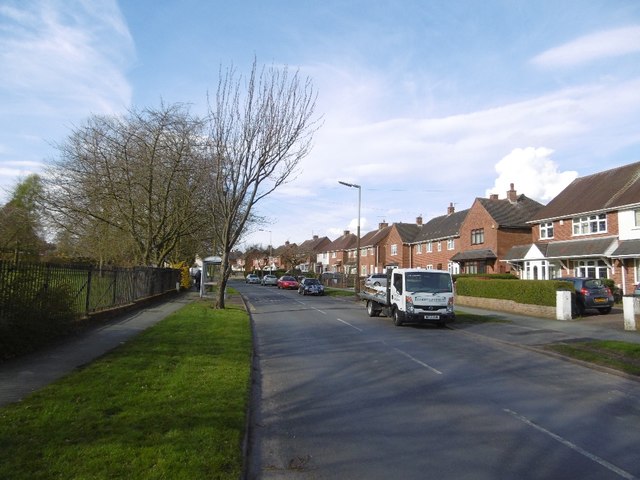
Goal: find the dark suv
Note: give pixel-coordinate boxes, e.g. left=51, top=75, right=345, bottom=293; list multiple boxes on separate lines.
left=561, top=277, right=614, bottom=316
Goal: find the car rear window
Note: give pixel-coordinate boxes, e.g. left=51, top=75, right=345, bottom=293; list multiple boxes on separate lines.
left=584, top=279, right=604, bottom=289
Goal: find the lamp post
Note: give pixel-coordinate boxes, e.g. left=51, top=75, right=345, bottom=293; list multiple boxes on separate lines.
left=338, top=181, right=361, bottom=294
left=259, top=229, right=273, bottom=273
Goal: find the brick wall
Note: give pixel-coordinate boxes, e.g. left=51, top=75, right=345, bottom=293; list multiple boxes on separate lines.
left=456, top=295, right=556, bottom=319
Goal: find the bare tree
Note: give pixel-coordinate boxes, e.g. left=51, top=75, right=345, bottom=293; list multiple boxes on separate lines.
left=205, top=60, right=320, bottom=308
left=43, top=104, right=210, bottom=266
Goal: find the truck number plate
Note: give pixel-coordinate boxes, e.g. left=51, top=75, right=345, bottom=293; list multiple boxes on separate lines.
left=425, top=315, right=439, bottom=320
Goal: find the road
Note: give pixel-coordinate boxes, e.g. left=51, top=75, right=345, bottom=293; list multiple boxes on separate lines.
left=239, top=281, right=640, bottom=480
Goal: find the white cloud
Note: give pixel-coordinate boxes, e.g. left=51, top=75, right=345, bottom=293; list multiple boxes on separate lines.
left=486, top=147, right=578, bottom=202
left=0, top=0, right=134, bottom=114
left=531, top=26, right=640, bottom=69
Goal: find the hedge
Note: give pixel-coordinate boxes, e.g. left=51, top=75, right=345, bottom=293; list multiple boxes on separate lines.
left=455, top=277, right=574, bottom=307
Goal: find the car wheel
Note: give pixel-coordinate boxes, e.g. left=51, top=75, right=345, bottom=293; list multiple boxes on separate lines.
left=366, top=301, right=380, bottom=317
left=599, top=307, right=612, bottom=314
left=393, top=308, right=404, bottom=326
left=374, top=281, right=381, bottom=286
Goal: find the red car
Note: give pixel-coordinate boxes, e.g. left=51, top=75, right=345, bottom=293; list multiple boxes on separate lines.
left=277, top=275, right=299, bottom=290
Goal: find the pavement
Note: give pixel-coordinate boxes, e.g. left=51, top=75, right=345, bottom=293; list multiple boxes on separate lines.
left=0, top=296, right=638, bottom=408
left=0, top=292, right=196, bottom=408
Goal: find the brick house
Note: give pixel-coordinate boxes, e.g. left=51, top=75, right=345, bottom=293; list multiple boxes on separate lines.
left=451, top=184, right=544, bottom=274
left=321, top=230, right=357, bottom=274
left=357, top=222, right=392, bottom=276
left=297, top=235, right=332, bottom=274
left=410, top=203, right=469, bottom=273
left=504, top=161, right=640, bottom=294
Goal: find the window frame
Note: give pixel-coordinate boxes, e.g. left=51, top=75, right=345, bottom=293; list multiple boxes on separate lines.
left=471, top=228, right=484, bottom=245
left=572, top=213, right=607, bottom=236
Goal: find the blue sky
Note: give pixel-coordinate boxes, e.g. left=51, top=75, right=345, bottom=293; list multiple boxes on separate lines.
left=1, top=1, right=640, bottom=251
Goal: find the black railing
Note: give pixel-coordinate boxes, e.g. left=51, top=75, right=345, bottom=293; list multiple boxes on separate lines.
left=0, top=261, right=180, bottom=320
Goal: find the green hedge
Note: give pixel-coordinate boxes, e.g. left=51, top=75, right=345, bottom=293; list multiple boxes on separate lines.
left=455, top=277, right=573, bottom=307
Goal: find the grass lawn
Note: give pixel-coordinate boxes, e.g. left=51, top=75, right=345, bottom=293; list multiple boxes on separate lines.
left=0, top=299, right=252, bottom=480
left=545, top=340, right=640, bottom=376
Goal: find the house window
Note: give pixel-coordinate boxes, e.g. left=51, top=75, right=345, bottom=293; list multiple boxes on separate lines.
left=416, top=243, right=422, bottom=254
left=437, top=242, right=442, bottom=252
left=447, top=238, right=455, bottom=250
left=572, top=213, right=607, bottom=235
left=332, top=252, right=336, bottom=258
left=464, top=261, right=485, bottom=274
left=471, top=228, right=484, bottom=245
left=539, top=222, right=554, bottom=239
left=427, top=264, right=433, bottom=269
left=427, top=242, right=432, bottom=253
left=635, top=210, right=640, bottom=227
left=574, top=259, right=608, bottom=279
left=391, top=244, right=398, bottom=256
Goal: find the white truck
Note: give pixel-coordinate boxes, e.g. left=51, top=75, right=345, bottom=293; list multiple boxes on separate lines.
left=359, top=268, right=455, bottom=327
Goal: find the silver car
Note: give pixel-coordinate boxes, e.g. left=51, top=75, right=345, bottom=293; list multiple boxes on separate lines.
left=261, top=274, right=278, bottom=286
left=364, top=273, right=387, bottom=288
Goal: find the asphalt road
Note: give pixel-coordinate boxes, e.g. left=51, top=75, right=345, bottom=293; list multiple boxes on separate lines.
left=240, top=282, right=640, bottom=480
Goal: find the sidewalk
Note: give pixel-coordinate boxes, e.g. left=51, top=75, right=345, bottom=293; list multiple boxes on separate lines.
left=453, top=305, right=640, bottom=347
left=0, top=292, right=196, bottom=408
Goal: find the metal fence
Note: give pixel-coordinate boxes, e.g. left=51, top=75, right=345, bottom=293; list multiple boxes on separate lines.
left=0, top=260, right=181, bottom=320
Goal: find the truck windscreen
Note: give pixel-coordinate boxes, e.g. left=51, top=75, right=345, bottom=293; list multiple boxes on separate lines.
left=405, top=272, right=452, bottom=293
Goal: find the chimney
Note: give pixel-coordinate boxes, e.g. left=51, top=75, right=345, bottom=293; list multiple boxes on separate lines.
left=378, top=221, right=388, bottom=229
left=447, top=202, right=455, bottom=215
left=489, top=193, right=499, bottom=200
left=416, top=215, right=423, bottom=226
left=313, top=235, right=318, bottom=240
left=507, top=183, right=518, bottom=203
left=343, top=230, right=350, bottom=236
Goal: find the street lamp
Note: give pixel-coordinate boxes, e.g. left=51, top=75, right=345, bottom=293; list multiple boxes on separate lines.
left=259, top=229, right=273, bottom=273
left=338, top=181, right=361, bottom=294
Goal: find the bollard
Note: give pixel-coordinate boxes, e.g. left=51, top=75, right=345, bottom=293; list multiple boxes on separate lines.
left=556, top=290, right=572, bottom=321
left=623, top=296, right=638, bottom=331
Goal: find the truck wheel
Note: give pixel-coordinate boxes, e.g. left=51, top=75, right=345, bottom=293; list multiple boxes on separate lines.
left=366, top=301, right=380, bottom=317
left=393, top=308, right=404, bottom=326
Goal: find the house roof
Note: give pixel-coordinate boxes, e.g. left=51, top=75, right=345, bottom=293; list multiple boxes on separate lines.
left=360, top=225, right=392, bottom=248
left=394, top=222, right=423, bottom=243
left=325, top=232, right=357, bottom=252
left=504, top=237, right=618, bottom=261
left=503, top=244, right=535, bottom=261
left=477, top=195, right=544, bottom=228
left=530, top=160, right=640, bottom=222
left=611, top=239, right=640, bottom=257
left=297, top=235, right=331, bottom=253
left=543, top=237, right=617, bottom=258
left=413, top=209, right=469, bottom=243
left=450, top=249, right=497, bottom=261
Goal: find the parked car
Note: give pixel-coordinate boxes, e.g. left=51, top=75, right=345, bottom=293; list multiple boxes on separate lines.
left=246, top=274, right=260, bottom=284
left=562, top=277, right=614, bottom=316
left=277, top=275, right=299, bottom=290
left=364, top=273, right=387, bottom=288
left=298, top=277, right=325, bottom=296
left=261, top=274, right=278, bottom=286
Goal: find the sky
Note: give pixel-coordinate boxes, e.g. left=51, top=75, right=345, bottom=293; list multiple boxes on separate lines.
left=1, top=1, right=640, bottom=251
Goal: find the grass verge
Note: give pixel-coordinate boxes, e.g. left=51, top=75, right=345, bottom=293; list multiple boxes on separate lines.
left=544, top=340, right=640, bottom=376
left=325, top=287, right=357, bottom=297
left=0, top=299, right=252, bottom=480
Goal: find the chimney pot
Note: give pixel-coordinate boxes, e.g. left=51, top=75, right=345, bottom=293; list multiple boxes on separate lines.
left=447, top=202, right=455, bottom=215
